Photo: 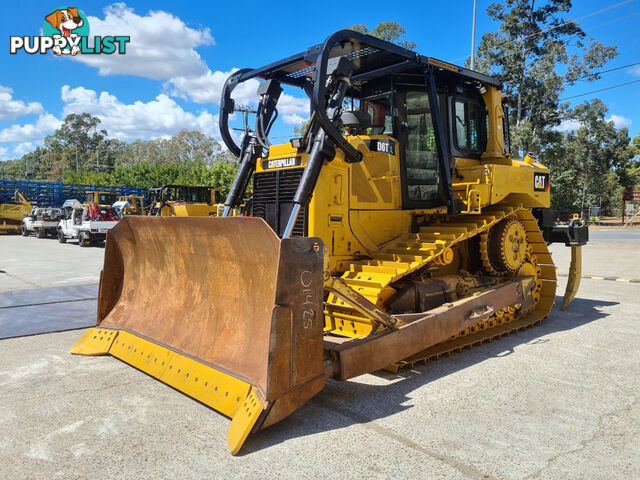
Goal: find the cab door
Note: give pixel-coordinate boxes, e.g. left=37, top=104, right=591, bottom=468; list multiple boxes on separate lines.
left=396, top=88, right=444, bottom=209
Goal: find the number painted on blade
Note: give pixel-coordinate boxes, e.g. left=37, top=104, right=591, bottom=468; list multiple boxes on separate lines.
left=300, top=270, right=315, bottom=329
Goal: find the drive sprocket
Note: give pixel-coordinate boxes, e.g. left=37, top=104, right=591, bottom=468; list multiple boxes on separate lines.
left=480, top=217, right=528, bottom=275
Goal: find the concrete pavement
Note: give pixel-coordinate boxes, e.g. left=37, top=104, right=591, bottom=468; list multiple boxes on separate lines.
left=0, top=232, right=638, bottom=479
left=0, top=234, right=103, bottom=292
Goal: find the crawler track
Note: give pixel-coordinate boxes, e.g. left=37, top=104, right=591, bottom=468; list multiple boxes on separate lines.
left=324, top=207, right=557, bottom=367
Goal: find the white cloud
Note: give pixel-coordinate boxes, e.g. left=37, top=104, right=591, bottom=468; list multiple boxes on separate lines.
left=71, top=3, right=214, bottom=80
left=166, top=71, right=310, bottom=115
left=166, top=69, right=259, bottom=105
left=607, top=114, right=632, bottom=129
left=555, top=114, right=631, bottom=132
left=61, top=85, right=220, bottom=141
left=13, top=142, right=36, bottom=156
left=0, top=146, right=8, bottom=160
left=0, top=84, right=225, bottom=155
left=0, top=114, right=62, bottom=143
left=629, top=65, right=640, bottom=77
left=278, top=94, right=309, bottom=115
left=0, top=85, right=43, bottom=120
left=556, top=119, right=581, bottom=132
left=282, top=114, right=306, bottom=125
left=59, top=4, right=311, bottom=122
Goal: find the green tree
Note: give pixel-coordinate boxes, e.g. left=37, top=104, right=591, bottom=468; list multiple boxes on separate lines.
left=2, top=118, right=240, bottom=196
left=293, top=119, right=310, bottom=137
left=168, top=129, right=222, bottom=165
left=0, top=158, right=26, bottom=179
left=64, top=170, right=114, bottom=186
left=348, top=21, right=417, bottom=49
left=47, top=113, right=108, bottom=173
left=111, top=131, right=221, bottom=167
left=542, top=99, right=633, bottom=215
left=85, top=138, right=127, bottom=173
left=630, top=132, right=640, bottom=188
left=475, top=0, right=617, bottom=155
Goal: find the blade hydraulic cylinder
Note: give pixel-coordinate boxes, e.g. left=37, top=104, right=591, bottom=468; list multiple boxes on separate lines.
left=283, top=59, right=354, bottom=238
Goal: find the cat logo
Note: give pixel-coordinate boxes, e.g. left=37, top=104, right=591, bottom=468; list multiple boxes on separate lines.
left=534, top=172, right=550, bottom=192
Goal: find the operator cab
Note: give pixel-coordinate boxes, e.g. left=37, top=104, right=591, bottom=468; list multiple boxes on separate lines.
left=219, top=29, right=511, bottom=237
left=85, top=191, right=116, bottom=206
left=342, top=77, right=495, bottom=209
left=149, top=185, right=217, bottom=204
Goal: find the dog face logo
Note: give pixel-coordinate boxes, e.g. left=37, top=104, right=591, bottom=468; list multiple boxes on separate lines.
left=43, top=7, right=89, bottom=55
left=46, top=8, right=83, bottom=38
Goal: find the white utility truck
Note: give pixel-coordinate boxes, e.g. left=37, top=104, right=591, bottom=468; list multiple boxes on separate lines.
left=57, top=199, right=119, bottom=247
left=22, top=207, right=64, bottom=238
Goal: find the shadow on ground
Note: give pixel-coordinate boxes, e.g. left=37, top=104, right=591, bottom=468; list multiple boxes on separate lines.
left=240, top=295, right=617, bottom=455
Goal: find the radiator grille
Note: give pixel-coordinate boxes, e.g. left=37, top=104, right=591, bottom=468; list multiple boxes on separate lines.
left=253, top=169, right=307, bottom=237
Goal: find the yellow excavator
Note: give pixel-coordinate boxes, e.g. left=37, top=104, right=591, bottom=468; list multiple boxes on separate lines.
left=145, top=185, right=224, bottom=216
left=71, top=31, right=588, bottom=454
left=0, top=189, right=32, bottom=234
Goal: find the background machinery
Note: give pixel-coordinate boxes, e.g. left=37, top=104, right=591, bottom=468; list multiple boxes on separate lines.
left=58, top=199, right=119, bottom=246
left=21, top=206, right=64, bottom=238
left=0, top=189, right=32, bottom=234
left=113, top=195, right=146, bottom=217
left=72, top=31, right=588, bottom=454
left=84, top=191, right=118, bottom=207
left=146, top=185, right=223, bottom=216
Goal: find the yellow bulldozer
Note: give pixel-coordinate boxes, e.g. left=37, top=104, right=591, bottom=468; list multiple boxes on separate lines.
left=0, top=189, right=32, bottom=234
left=145, top=185, right=224, bottom=216
left=71, top=31, right=588, bottom=454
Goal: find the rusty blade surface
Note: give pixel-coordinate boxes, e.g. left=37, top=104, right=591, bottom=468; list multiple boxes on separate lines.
left=98, top=216, right=327, bottom=425
left=99, top=216, right=282, bottom=395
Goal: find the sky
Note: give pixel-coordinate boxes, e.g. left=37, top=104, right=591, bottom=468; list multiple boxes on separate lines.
left=1, top=0, right=639, bottom=161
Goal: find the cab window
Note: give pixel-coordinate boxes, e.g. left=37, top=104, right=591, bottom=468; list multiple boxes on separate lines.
left=453, top=98, right=486, bottom=152
left=359, top=94, right=393, bottom=135
left=99, top=193, right=116, bottom=205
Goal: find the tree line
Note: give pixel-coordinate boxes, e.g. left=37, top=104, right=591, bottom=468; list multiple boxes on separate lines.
left=473, top=0, right=639, bottom=215
left=2, top=2, right=640, bottom=215
left=0, top=113, right=239, bottom=197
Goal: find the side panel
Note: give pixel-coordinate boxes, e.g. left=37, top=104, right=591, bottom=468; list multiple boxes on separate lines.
left=454, top=162, right=551, bottom=209
left=490, top=163, right=550, bottom=208
left=348, top=136, right=402, bottom=210
left=306, top=137, right=406, bottom=269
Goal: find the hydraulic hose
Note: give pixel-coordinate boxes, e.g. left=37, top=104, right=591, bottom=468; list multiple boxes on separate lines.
left=282, top=71, right=351, bottom=238
left=223, top=137, right=259, bottom=216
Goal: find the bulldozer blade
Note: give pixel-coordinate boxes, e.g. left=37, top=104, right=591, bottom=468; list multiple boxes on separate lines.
left=70, top=216, right=326, bottom=454
left=560, top=246, right=582, bottom=311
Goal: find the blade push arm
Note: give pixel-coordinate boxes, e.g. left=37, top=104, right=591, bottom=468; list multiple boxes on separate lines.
left=282, top=57, right=357, bottom=238
left=220, top=73, right=283, bottom=216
